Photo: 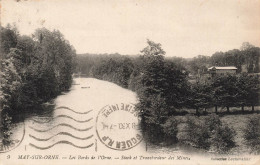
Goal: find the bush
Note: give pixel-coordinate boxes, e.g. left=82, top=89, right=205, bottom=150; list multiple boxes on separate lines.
left=243, top=116, right=260, bottom=154
left=210, top=124, right=236, bottom=153
left=207, top=114, right=236, bottom=153
left=162, top=117, right=179, bottom=144
left=178, top=116, right=211, bottom=150
left=205, top=114, right=222, bottom=132
left=1, top=112, right=12, bottom=145
left=179, top=115, right=236, bottom=153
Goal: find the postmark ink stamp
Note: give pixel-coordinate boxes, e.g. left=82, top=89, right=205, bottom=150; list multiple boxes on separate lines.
left=96, top=103, right=143, bottom=151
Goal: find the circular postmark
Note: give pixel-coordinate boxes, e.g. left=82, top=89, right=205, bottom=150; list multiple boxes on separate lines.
left=0, top=122, right=25, bottom=153
left=96, top=103, right=143, bottom=151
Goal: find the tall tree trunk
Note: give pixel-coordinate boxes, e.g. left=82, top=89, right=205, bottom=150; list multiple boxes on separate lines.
left=215, top=106, right=218, bottom=113
left=227, top=106, right=230, bottom=113
left=242, top=106, right=244, bottom=112
left=196, top=108, right=199, bottom=115
left=252, top=105, right=254, bottom=112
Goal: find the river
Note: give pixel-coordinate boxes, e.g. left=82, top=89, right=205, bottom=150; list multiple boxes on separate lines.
left=1, top=78, right=150, bottom=158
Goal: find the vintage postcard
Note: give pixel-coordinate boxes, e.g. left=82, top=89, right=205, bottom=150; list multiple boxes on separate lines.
left=0, top=0, right=259, bottom=165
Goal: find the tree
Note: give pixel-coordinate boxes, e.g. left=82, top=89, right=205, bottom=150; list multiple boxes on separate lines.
left=234, top=74, right=259, bottom=112
left=189, top=55, right=210, bottom=75
left=0, top=26, right=76, bottom=144
left=138, top=94, right=169, bottom=143
left=244, top=75, right=260, bottom=111
left=137, top=40, right=189, bottom=143
left=0, top=26, right=18, bottom=57
left=33, top=28, right=76, bottom=92
left=187, top=82, right=213, bottom=115
left=90, top=56, right=134, bottom=88
left=139, top=40, right=166, bottom=96
left=240, top=43, right=260, bottom=73
left=0, top=56, right=22, bottom=144
left=212, top=75, right=239, bottom=113
left=240, top=42, right=254, bottom=51
left=236, top=74, right=249, bottom=111
left=162, top=61, right=189, bottom=111
left=137, top=40, right=168, bottom=143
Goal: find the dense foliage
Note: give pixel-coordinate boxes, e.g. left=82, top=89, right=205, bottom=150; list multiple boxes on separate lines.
left=0, top=26, right=76, bottom=143
left=90, top=57, right=134, bottom=88
left=135, top=40, right=189, bottom=144
left=178, top=114, right=236, bottom=153
left=178, top=115, right=211, bottom=150
left=243, top=116, right=260, bottom=154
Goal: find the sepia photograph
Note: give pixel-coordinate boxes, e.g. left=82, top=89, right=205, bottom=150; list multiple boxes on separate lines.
left=0, top=0, right=260, bottom=164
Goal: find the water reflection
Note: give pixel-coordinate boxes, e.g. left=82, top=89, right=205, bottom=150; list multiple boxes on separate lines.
left=11, top=101, right=56, bottom=125
left=4, top=78, right=139, bottom=152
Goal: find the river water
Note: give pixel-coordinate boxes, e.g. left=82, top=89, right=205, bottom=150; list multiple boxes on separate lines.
left=1, top=78, right=150, bottom=160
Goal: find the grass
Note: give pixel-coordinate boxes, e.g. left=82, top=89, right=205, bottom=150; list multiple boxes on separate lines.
left=220, top=114, right=260, bottom=155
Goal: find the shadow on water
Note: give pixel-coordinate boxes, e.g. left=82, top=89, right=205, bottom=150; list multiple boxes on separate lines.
left=0, top=102, right=56, bottom=144
left=10, top=101, right=56, bottom=124
left=10, top=85, right=74, bottom=124
left=1, top=87, right=73, bottom=142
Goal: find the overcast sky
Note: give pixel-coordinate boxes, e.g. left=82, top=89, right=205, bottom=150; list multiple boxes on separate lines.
left=1, top=0, right=260, bottom=58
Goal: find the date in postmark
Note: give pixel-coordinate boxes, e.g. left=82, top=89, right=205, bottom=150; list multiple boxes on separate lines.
left=96, top=103, right=143, bottom=151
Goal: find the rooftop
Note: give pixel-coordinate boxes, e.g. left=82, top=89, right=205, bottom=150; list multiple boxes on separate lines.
left=208, top=66, right=237, bottom=70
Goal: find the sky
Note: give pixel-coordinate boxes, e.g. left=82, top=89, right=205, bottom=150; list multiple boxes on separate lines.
left=1, top=0, right=260, bottom=58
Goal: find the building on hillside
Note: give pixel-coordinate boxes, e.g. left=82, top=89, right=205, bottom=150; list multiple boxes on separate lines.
left=208, top=66, right=237, bottom=77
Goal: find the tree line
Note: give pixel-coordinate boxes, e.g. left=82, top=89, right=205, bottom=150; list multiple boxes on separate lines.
left=76, top=42, right=260, bottom=77
left=0, top=25, right=76, bottom=144
left=76, top=40, right=259, bottom=115
left=186, top=42, right=260, bottom=75
left=188, top=73, right=259, bottom=114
